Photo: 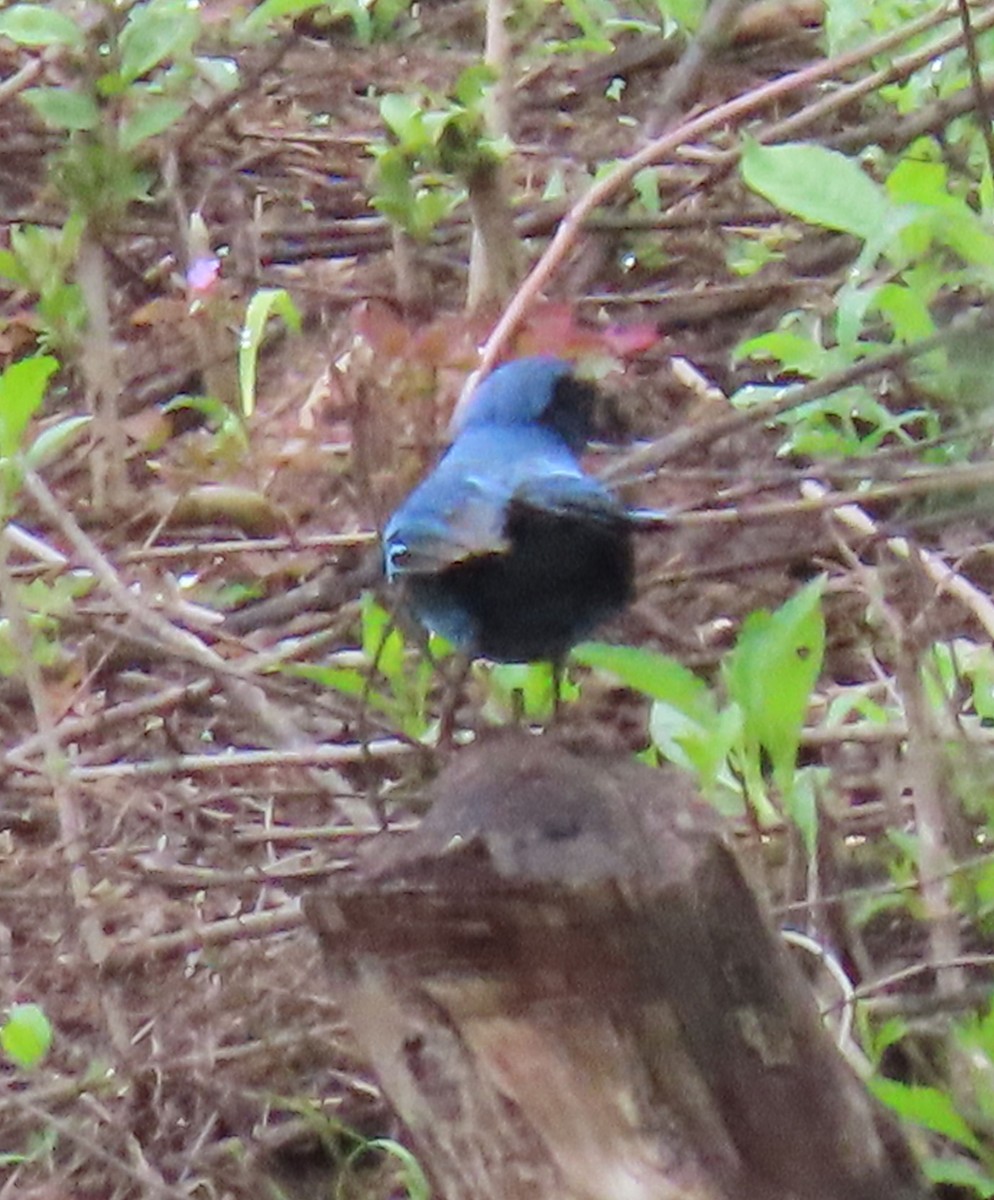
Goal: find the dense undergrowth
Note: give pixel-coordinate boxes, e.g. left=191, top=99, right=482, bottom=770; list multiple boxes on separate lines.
left=3, top=0, right=994, bottom=1194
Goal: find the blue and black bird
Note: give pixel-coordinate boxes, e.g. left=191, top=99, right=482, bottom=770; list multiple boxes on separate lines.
left=383, top=356, right=653, bottom=664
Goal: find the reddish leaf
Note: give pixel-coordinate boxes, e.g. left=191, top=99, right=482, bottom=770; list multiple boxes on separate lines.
left=412, top=313, right=485, bottom=369
left=602, top=322, right=659, bottom=358
left=351, top=299, right=412, bottom=358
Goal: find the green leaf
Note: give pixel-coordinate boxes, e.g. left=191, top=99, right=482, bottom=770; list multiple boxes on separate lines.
left=649, top=695, right=737, bottom=789
left=632, top=167, right=660, bottom=215
left=371, top=146, right=415, bottom=223
left=289, top=663, right=367, bottom=698
left=25, top=415, right=91, bottom=470
left=0, top=356, right=59, bottom=458
left=864, top=1015, right=908, bottom=1067
left=119, top=0, right=199, bottom=84
left=0, top=4, right=84, bottom=48
left=740, top=139, right=889, bottom=242
left=871, top=1079, right=982, bottom=1153
left=1, top=1003, right=52, bottom=1068
left=870, top=281, right=936, bottom=343
left=361, top=592, right=406, bottom=682
left=361, top=592, right=391, bottom=661
left=572, top=641, right=710, bottom=709
left=783, top=766, right=822, bottom=859
left=240, top=0, right=321, bottom=33
left=488, top=662, right=559, bottom=721
left=734, top=328, right=831, bottom=377
left=238, top=288, right=301, bottom=418
left=120, top=95, right=187, bottom=151
left=408, top=185, right=460, bottom=238
left=0, top=249, right=28, bottom=287
left=923, top=1156, right=994, bottom=1198
left=724, top=577, right=825, bottom=804
left=824, top=0, right=867, bottom=55
left=453, top=64, right=496, bottom=109
left=363, top=1137, right=431, bottom=1200
left=22, top=87, right=100, bottom=131
left=380, top=93, right=426, bottom=150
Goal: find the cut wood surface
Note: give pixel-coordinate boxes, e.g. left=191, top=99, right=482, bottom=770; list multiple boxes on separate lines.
left=306, top=733, right=930, bottom=1200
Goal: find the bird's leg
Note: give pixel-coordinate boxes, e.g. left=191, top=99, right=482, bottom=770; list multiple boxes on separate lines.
left=437, top=653, right=470, bottom=748
left=551, top=658, right=564, bottom=721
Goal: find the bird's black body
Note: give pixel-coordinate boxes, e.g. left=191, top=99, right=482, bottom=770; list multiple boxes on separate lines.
left=404, top=491, right=633, bottom=662
left=383, top=357, right=638, bottom=663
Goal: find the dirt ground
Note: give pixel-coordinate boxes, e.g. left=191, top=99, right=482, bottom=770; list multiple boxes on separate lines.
left=0, top=2, right=991, bottom=1196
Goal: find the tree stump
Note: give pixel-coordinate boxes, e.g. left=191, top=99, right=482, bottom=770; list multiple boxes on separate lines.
left=304, top=732, right=929, bottom=1200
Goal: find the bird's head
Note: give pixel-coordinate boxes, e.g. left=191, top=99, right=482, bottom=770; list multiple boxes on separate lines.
left=457, top=356, right=609, bottom=454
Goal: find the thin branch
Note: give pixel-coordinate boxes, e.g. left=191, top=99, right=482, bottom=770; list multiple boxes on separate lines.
left=466, top=0, right=969, bottom=400
left=957, top=0, right=994, bottom=181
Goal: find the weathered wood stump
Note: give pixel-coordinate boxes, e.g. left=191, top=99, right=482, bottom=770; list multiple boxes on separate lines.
left=305, top=733, right=929, bottom=1200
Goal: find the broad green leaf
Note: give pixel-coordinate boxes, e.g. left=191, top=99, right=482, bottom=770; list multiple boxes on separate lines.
left=239, top=288, right=301, bottom=417
left=489, top=662, right=558, bottom=720
left=724, top=576, right=825, bottom=801
left=934, top=209, right=994, bottom=270
left=870, top=281, right=935, bottom=343
left=572, top=641, right=710, bottom=711
left=289, top=664, right=403, bottom=722
left=120, top=95, right=187, bottom=151
left=22, top=87, right=99, bottom=131
left=289, top=663, right=366, bottom=697
left=453, top=64, right=496, bottom=108
left=559, top=0, right=614, bottom=53
left=361, top=592, right=391, bottom=661
left=0, top=249, right=28, bottom=287
left=871, top=1079, right=982, bottom=1153
left=1, top=1003, right=52, bottom=1068
left=824, top=0, right=866, bottom=54
left=0, top=4, right=83, bottom=48
left=734, top=329, right=831, bottom=377
left=923, top=1157, right=994, bottom=1198
left=982, top=157, right=994, bottom=218
left=864, top=1015, right=908, bottom=1067
left=119, top=0, right=199, bottom=84
left=380, top=93, right=425, bottom=148
left=409, top=186, right=459, bottom=238
left=651, top=0, right=704, bottom=32
left=423, top=109, right=455, bottom=150
left=371, top=147, right=415, bottom=223
left=740, top=139, right=889, bottom=242
left=649, top=698, right=741, bottom=802
left=632, top=167, right=660, bottom=215
left=887, top=147, right=950, bottom=209
left=361, top=593, right=405, bottom=681
left=20, top=572, right=94, bottom=614
left=0, top=356, right=59, bottom=457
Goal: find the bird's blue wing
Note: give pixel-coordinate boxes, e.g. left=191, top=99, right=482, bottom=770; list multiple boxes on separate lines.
left=383, top=423, right=621, bottom=579
left=511, top=469, right=627, bottom=525
left=383, top=469, right=511, bottom=579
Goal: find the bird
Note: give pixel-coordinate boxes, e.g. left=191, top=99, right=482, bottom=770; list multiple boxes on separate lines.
left=383, top=356, right=656, bottom=664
